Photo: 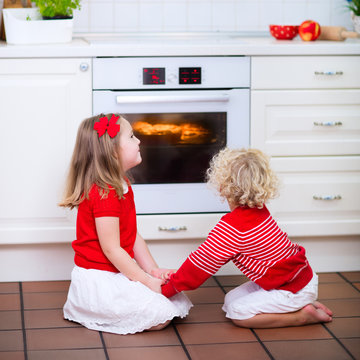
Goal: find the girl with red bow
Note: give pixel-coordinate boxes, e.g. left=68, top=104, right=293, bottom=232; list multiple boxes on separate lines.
left=59, top=113, right=192, bottom=334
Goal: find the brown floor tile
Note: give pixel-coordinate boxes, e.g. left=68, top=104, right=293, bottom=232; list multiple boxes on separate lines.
left=107, top=346, right=188, bottom=360
left=325, top=317, right=360, bottom=338
left=0, top=330, right=24, bottom=351
left=321, top=299, right=360, bottom=317
left=27, top=349, right=107, bottom=360
left=341, top=272, right=360, bottom=283
left=0, top=311, right=22, bottom=330
left=175, top=303, right=228, bottom=324
left=22, top=281, right=70, bottom=293
left=340, top=338, right=360, bottom=360
left=0, top=283, right=20, bottom=294
left=175, top=322, right=256, bottom=345
left=103, top=326, right=180, bottom=348
left=23, top=292, right=67, bottom=310
left=264, top=339, right=352, bottom=360
left=187, top=342, right=270, bottom=360
left=354, top=283, right=360, bottom=291
left=24, top=309, right=80, bottom=329
left=255, top=324, right=332, bottom=341
left=0, top=294, right=21, bottom=311
left=184, top=287, right=225, bottom=304
left=215, top=275, right=248, bottom=287
left=318, top=273, right=346, bottom=283
left=318, top=283, right=360, bottom=300
left=200, top=277, right=218, bottom=287
left=0, top=352, right=25, bottom=360
left=26, top=327, right=102, bottom=350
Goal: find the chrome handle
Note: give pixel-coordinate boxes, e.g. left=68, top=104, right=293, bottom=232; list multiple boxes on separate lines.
left=116, top=94, right=230, bottom=104
left=158, top=226, right=188, bottom=232
left=313, top=121, right=342, bottom=127
left=313, top=195, right=342, bottom=201
left=314, top=71, right=343, bottom=76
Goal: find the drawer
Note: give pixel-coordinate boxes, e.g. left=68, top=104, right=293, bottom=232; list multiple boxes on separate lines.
left=251, top=56, right=360, bottom=89
left=137, top=213, right=223, bottom=241
left=251, top=89, right=360, bottom=156
left=268, top=157, right=360, bottom=237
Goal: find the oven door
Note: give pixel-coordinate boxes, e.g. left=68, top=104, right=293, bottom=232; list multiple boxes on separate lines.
left=93, top=89, right=249, bottom=214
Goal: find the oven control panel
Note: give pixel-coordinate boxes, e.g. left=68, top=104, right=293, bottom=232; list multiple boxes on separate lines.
left=142, top=67, right=202, bottom=85
left=93, top=56, right=250, bottom=90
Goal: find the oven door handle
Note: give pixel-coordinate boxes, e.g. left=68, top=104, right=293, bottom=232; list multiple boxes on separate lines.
left=116, top=93, right=230, bottom=104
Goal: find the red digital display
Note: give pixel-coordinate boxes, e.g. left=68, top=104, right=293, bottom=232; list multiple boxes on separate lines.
left=143, top=68, right=165, bottom=85
left=179, top=67, right=201, bottom=84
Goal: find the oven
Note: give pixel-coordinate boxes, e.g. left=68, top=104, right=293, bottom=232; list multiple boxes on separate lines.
left=92, top=56, right=250, bottom=219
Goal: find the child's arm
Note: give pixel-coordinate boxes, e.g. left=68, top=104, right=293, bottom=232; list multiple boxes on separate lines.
left=161, top=223, right=233, bottom=297
left=96, top=217, right=163, bottom=293
left=133, top=232, right=175, bottom=280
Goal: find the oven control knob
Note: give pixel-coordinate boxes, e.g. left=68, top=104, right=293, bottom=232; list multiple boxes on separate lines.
left=167, top=73, right=177, bottom=83
left=79, top=63, right=89, bottom=72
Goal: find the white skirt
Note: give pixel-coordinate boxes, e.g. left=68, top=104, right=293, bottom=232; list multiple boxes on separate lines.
left=223, top=274, right=318, bottom=320
left=63, top=266, right=193, bottom=334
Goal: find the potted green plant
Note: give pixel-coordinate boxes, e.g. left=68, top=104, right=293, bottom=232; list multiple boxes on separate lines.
left=2, top=0, right=81, bottom=44
left=345, top=0, right=360, bottom=33
left=34, top=0, right=81, bottom=19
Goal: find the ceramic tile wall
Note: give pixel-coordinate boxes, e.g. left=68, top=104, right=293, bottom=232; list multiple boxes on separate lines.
left=0, top=0, right=355, bottom=34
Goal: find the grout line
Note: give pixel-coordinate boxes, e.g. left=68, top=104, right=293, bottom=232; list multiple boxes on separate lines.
left=250, top=329, right=275, bottom=360
left=19, top=282, right=28, bottom=360
left=321, top=323, right=356, bottom=360
left=213, top=276, right=227, bottom=294
left=172, top=322, right=192, bottom=360
left=337, top=272, right=360, bottom=293
left=99, top=331, right=110, bottom=360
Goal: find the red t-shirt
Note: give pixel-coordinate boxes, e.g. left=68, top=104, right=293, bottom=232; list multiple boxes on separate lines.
left=72, top=184, right=137, bottom=272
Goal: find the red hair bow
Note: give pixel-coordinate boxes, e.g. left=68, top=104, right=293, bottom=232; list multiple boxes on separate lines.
left=94, top=114, right=120, bottom=138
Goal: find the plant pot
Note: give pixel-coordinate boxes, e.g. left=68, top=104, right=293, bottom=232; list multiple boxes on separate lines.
left=351, top=12, right=360, bottom=34
left=2, top=8, right=73, bottom=45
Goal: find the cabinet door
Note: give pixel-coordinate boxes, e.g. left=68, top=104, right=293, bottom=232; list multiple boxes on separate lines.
left=251, top=90, right=360, bottom=156
left=0, top=58, right=92, bottom=244
left=268, top=157, right=360, bottom=236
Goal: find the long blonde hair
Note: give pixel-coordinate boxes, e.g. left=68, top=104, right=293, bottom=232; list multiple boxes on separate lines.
left=59, top=113, right=127, bottom=209
left=206, top=148, right=279, bottom=208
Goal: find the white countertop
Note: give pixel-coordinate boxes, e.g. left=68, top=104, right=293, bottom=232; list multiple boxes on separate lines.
left=0, top=33, right=360, bottom=57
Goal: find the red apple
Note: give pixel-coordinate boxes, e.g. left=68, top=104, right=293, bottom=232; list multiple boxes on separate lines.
left=298, top=20, right=321, bottom=41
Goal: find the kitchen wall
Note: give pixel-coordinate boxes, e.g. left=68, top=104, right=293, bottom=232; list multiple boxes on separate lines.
left=0, top=0, right=354, bottom=34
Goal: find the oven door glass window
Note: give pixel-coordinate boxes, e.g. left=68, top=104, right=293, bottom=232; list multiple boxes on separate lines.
left=125, top=112, right=226, bottom=184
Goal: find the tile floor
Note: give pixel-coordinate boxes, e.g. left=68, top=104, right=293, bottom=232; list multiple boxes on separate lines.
left=0, top=272, right=359, bottom=360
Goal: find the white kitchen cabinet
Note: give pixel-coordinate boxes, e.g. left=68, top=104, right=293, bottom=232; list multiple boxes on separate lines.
left=251, top=56, right=360, bottom=237
left=0, top=58, right=92, bottom=245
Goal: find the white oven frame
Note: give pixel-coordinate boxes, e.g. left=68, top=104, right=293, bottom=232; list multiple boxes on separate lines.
left=93, top=88, right=249, bottom=214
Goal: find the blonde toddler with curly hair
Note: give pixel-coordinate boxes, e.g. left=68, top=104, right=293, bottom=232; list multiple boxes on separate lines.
left=161, top=148, right=333, bottom=328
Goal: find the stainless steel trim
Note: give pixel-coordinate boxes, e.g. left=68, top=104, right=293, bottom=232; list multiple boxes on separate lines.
left=116, top=93, right=230, bottom=104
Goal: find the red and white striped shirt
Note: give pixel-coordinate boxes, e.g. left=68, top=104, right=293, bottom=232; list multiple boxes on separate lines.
left=162, top=205, right=313, bottom=298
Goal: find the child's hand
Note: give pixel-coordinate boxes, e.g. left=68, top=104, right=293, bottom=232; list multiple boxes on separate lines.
left=145, top=276, right=164, bottom=293
left=150, top=268, right=176, bottom=281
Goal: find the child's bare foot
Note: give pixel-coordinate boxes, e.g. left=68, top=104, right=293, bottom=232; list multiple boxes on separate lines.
left=313, top=301, right=333, bottom=316
left=299, top=303, right=332, bottom=325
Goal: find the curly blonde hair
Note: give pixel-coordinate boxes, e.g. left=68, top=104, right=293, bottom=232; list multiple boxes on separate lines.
left=206, top=148, right=279, bottom=209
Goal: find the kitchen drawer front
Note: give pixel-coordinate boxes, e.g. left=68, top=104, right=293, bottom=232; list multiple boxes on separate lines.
left=251, top=89, right=360, bottom=156
left=251, top=56, right=360, bottom=89
left=137, top=213, right=223, bottom=241
left=268, top=156, right=360, bottom=237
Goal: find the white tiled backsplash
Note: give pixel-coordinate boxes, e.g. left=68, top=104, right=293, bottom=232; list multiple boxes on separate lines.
left=0, top=0, right=354, bottom=34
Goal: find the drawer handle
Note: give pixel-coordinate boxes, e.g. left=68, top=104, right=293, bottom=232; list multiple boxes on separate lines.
left=313, top=195, right=342, bottom=201
left=313, top=121, right=342, bottom=127
left=158, top=226, right=188, bottom=232
left=314, top=71, right=343, bottom=76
